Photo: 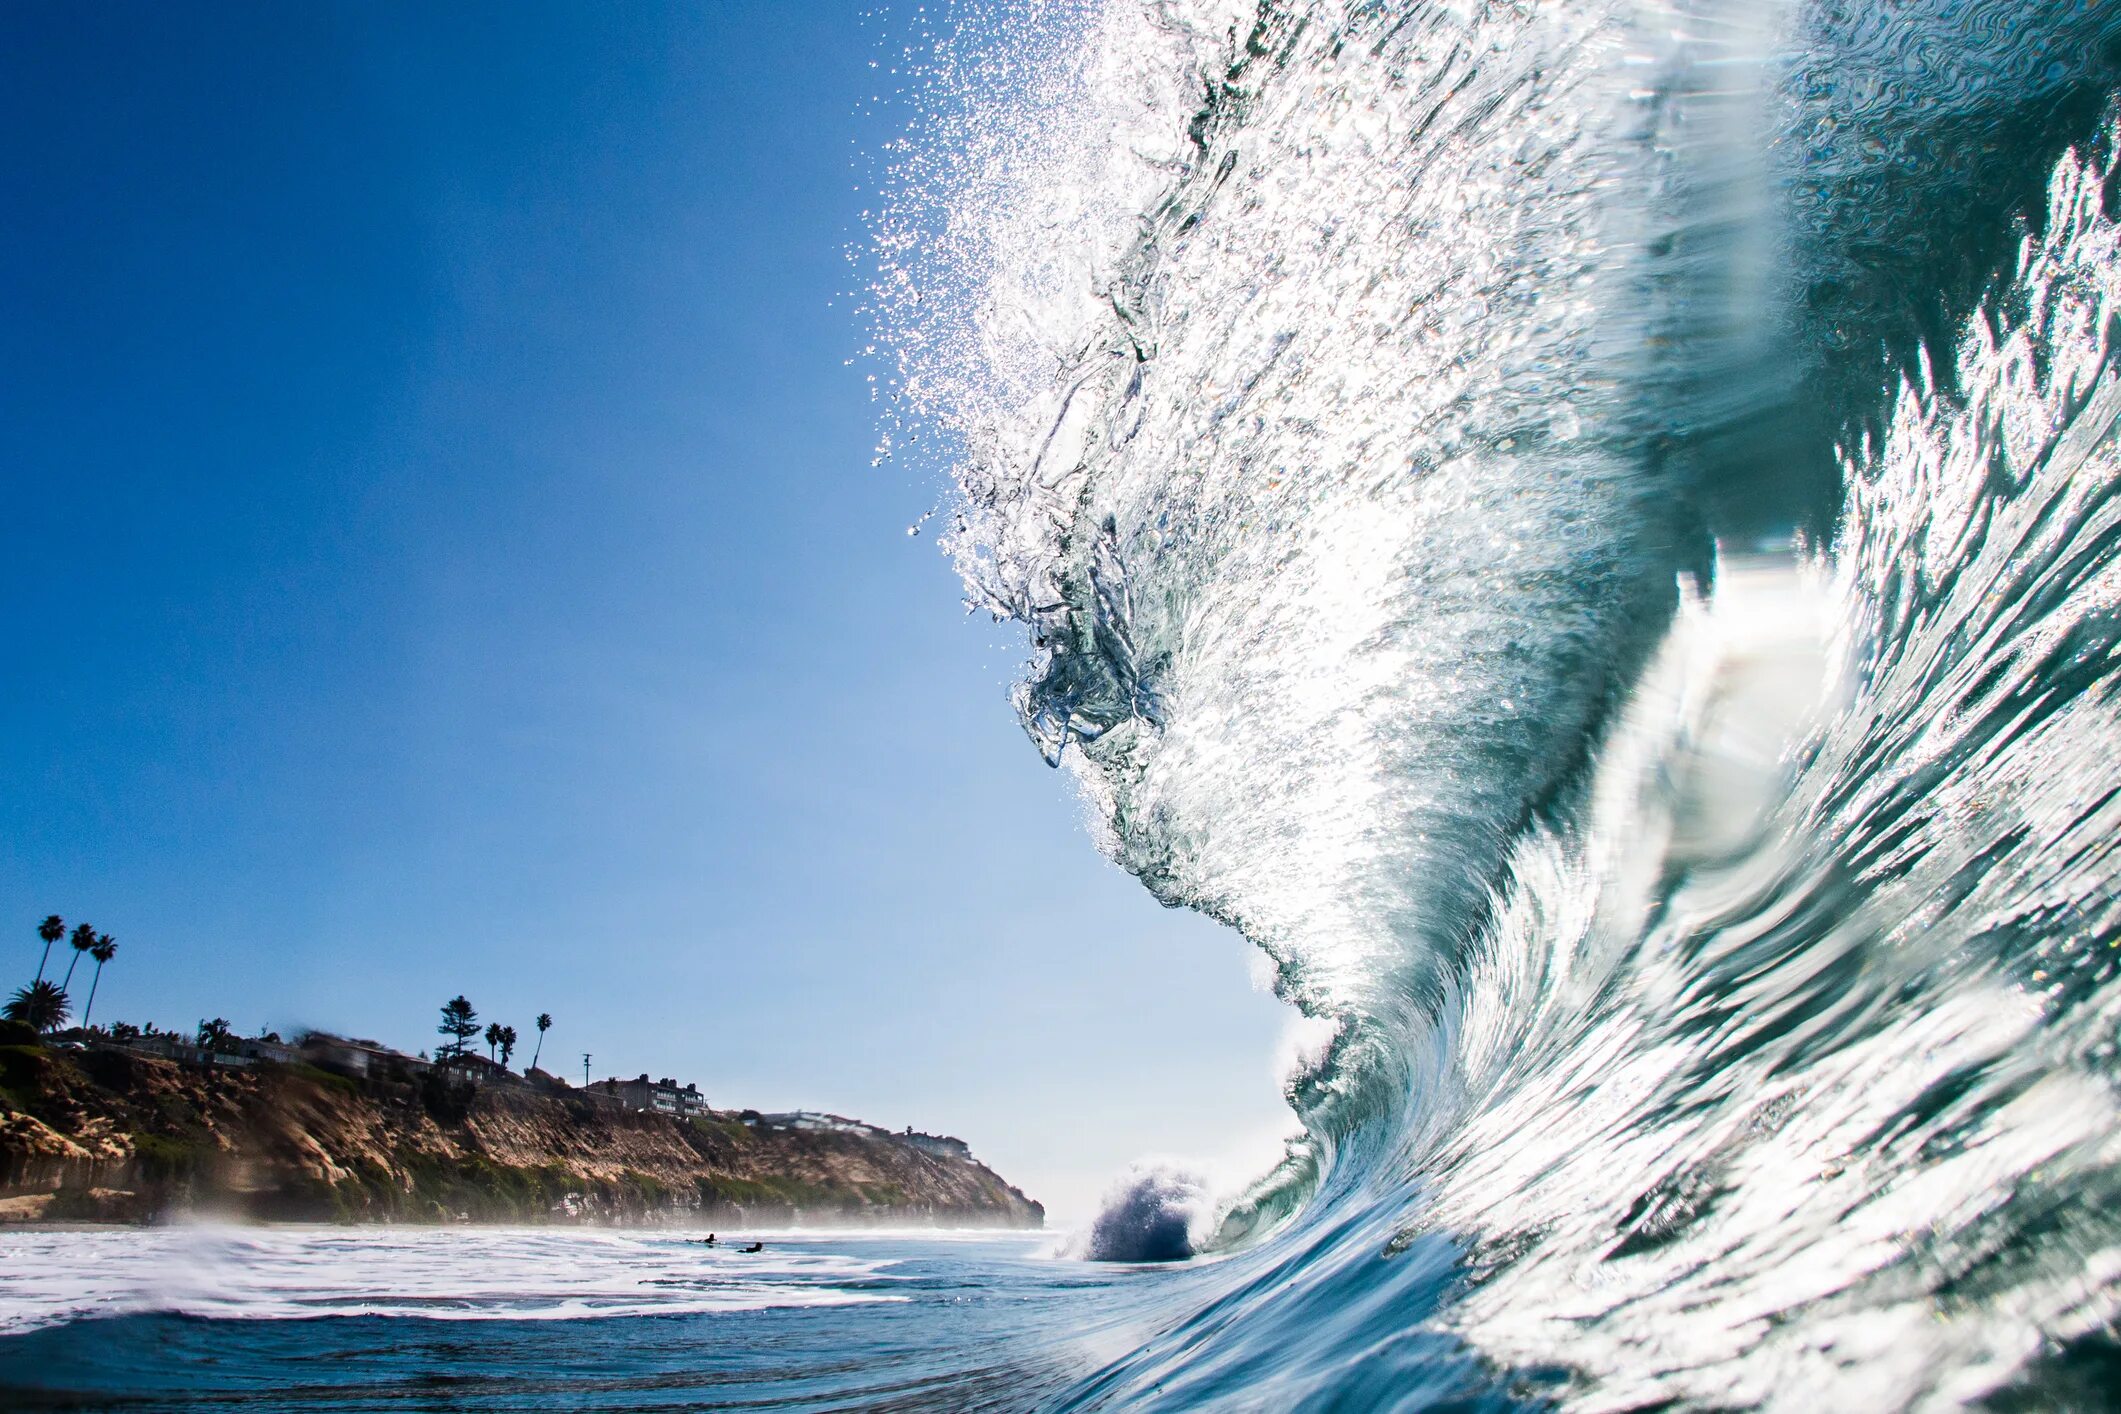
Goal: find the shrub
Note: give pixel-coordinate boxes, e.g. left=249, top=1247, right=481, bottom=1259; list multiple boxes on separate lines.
left=131, top=1133, right=214, bottom=1186
left=616, top=1169, right=668, bottom=1207
left=287, top=1062, right=363, bottom=1098
left=78, top=1047, right=140, bottom=1092
left=419, top=1068, right=474, bottom=1126
left=0, top=1046, right=49, bottom=1114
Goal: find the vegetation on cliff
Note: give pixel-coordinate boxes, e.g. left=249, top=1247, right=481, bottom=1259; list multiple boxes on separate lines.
left=0, top=1023, right=1042, bottom=1228
left=7, top=914, right=119, bottom=1038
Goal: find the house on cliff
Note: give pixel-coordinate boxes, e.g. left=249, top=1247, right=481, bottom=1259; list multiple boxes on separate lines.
left=240, top=1036, right=301, bottom=1065
left=595, top=1074, right=708, bottom=1117
left=744, top=1115, right=977, bottom=1162
left=901, top=1130, right=973, bottom=1161
left=122, top=1034, right=239, bottom=1068
left=754, top=1111, right=880, bottom=1136
left=302, top=1034, right=431, bottom=1080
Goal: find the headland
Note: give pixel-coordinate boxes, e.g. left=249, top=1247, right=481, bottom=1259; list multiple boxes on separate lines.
left=0, top=1023, right=1043, bottom=1228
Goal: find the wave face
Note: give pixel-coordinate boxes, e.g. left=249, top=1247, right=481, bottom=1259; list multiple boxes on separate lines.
left=875, top=1, right=2121, bottom=1406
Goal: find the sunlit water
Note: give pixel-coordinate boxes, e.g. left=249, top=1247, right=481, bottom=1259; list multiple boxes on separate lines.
left=15, top=1, right=2121, bottom=1409
left=0, top=1225, right=1506, bottom=1410
left=860, top=0, right=2121, bottom=1408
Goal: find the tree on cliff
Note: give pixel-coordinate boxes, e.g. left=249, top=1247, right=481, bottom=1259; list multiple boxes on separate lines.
left=33, top=915, right=63, bottom=984
left=80, top=936, right=118, bottom=1029
left=497, top=1025, right=518, bottom=1069
left=484, top=1020, right=503, bottom=1062
left=197, top=1017, right=235, bottom=1052
left=438, top=996, right=479, bottom=1060
left=4, top=979, right=70, bottom=1033
left=61, top=922, right=95, bottom=990
left=530, top=1012, right=551, bottom=1072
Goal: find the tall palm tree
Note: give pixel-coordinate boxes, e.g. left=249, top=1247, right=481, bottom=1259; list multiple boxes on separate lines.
left=497, top=1025, right=518, bottom=1069
left=5, top=980, right=71, bottom=1033
left=484, top=1020, right=503, bottom=1063
left=530, top=1013, right=551, bottom=1072
left=80, top=937, right=118, bottom=1030
left=61, top=923, right=95, bottom=990
left=34, top=915, right=63, bottom=983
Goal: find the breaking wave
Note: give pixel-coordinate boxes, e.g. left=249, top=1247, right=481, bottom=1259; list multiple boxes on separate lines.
left=870, top=1, right=2121, bottom=1405
left=1078, top=1164, right=1214, bottom=1262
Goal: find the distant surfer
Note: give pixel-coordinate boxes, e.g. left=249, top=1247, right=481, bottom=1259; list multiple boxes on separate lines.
left=742, top=1241, right=764, bottom=1253
left=695, top=1233, right=716, bottom=1247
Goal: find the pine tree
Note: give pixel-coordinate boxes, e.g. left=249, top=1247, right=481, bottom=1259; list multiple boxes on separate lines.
left=437, top=996, right=479, bottom=1060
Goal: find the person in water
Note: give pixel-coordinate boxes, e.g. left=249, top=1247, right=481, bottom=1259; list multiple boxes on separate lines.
left=696, top=1233, right=716, bottom=1246
left=741, top=1241, right=763, bottom=1253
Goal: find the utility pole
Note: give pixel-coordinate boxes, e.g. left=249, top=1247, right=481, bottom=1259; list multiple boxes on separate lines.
left=582, top=1053, right=592, bottom=1088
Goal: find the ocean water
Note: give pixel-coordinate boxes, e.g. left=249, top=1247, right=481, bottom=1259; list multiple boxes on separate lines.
left=0, top=1225, right=1502, bottom=1410
left=16, top=0, right=2121, bottom=1408
left=0, top=1226, right=1103, bottom=1410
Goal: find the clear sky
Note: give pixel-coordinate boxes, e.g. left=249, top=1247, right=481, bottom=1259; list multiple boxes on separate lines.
left=0, top=1, right=1292, bottom=1222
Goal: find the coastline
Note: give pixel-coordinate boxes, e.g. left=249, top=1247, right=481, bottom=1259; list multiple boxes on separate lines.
left=0, top=1037, right=1043, bottom=1230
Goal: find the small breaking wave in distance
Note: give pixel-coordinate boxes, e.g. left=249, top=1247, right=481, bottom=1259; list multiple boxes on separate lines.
left=1075, top=1164, right=1216, bottom=1262
left=869, top=0, right=2121, bottom=1406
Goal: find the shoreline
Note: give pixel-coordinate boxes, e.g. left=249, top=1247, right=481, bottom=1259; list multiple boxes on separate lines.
left=1, top=1037, right=1043, bottom=1231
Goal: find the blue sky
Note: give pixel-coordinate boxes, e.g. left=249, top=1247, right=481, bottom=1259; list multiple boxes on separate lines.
left=0, top=1, right=1290, bottom=1221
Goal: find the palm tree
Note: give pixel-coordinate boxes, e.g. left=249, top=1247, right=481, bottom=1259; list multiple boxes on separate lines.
left=80, top=937, right=118, bottom=1030
left=497, top=1025, right=518, bottom=1069
left=5, top=980, right=71, bottom=1033
left=61, top=923, right=95, bottom=990
left=34, top=915, right=63, bottom=983
left=484, top=1020, right=502, bottom=1063
left=196, top=1017, right=235, bottom=1052
left=530, top=1013, right=551, bottom=1072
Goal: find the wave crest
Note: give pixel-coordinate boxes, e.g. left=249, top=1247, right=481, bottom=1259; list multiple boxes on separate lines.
left=870, top=1, right=2121, bottom=1405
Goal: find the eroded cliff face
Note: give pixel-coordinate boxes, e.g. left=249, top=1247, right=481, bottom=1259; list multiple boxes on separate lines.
left=0, top=1043, right=1043, bottom=1227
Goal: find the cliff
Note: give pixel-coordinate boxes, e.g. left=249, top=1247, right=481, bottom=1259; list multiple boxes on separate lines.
left=0, top=1037, right=1043, bottom=1228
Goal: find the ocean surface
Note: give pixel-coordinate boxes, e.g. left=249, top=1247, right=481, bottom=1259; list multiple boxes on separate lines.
left=0, top=1224, right=1508, bottom=1410
left=17, top=0, right=2121, bottom=1408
